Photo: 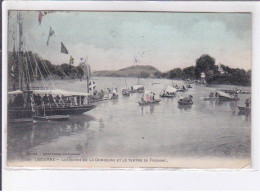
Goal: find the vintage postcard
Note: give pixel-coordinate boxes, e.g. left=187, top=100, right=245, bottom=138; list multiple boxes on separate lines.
left=4, top=6, right=252, bottom=169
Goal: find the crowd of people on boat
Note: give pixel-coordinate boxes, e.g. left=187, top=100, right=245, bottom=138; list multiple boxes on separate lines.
left=91, top=88, right=119, bottom=101
left=140, top=92, right=156, bottom=102
left=8, top=94, right=26, bottom=108
left=9, top=92, right=90, bottom=109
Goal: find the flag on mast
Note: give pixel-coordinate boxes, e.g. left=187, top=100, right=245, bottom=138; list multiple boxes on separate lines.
left=61, top=42, right=69, bottom=54
left=46, top=27, right=55, bottom=46
left=69, top=56, right=74, bottom=65
left=38, top=11, right=43, bottom=25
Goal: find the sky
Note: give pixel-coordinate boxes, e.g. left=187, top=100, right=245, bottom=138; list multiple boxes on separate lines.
left=8, top=11, right=252, bottom=71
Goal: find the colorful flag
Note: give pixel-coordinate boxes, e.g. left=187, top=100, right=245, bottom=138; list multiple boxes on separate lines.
left=69, top=56, right=74, bottom=65
left=46, top=27, right=55, bottom=46
left=60, top=42, right=69, bottom=54
left=89, top=80, right=96, bottom=91
left=38, top=11, right=43, bottom=25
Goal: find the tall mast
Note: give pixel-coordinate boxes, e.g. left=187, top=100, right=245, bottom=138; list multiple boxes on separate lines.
left=84, top=57, right=90, bottom=94
left=17, top=11, right=23, bottom=91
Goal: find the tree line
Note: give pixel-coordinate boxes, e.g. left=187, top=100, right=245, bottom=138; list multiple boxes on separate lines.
left=8, top=51, right=251, bottom=86
left=8, top=51, right=84, bottom=80
left=154, top=54, right=251, bottom=86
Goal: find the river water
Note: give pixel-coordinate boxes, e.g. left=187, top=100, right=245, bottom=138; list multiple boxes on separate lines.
left=7, top=77, right=251, bottom=168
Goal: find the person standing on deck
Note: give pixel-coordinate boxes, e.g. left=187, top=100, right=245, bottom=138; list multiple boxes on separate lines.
left=100, top=89, right=104, bottom=99
left=146, top=93, right=150, bottom=102
left=76, top=96, right=80, bottom=106
left=141, top=94, right=144, bottom=102
left=55, top=95, right=61, bottom=104
left=48, top=94, right=54, bottom=105
left=42, top=94, right=49, bottom=106
left=81, top=96, right=85, bottom=105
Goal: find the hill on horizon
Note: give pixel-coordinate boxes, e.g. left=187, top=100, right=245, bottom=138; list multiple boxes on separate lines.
left=92, top=65, right=161, bottom=78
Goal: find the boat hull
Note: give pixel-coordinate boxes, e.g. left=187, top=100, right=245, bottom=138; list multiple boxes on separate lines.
left=160, top=94, right=175, bottom=98
left=8, top=104, right=96, bottom=122
left=238, top=106, right=251, bottom=113
left=38, top=104, right=97, bottom=116
left=178, top=100, right=193, bottom=105
left=219, top=96, right=239, bottom=101
left=33, top=115, right=70, bottom=122
left=203, top=97, right=219, bottom=101
left=138, top=100, right=161, bottom=106
left=177, top=89, right=188, bottom=92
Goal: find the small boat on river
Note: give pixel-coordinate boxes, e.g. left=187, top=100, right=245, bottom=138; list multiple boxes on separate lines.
left=139, top=91, right=160, bottom=105
left=33, top=115, right=70, bottom=122
left=238, top=98, right=251, bottom=114
left=217, top=91, right=239, bottom=101
left=204, top=92, right=219, bottom=101
left=238, top=106, right=251, bottom=113
left=138, top=99, right=161, bottom=106
left=122, top=80, right=130, bottom=96
left=177, top=86, right=188, bottom=92
left=160, top=86, right=177, bottom=98
left=122, top=88, right=130, bottom=96
left=130, top=77, right=144, bottom=93
left=131, top=84, right=144, bottom=93
left=178, top=95, right=193, bottom=105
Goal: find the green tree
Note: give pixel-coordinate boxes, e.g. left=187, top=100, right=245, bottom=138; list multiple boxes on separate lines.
left=194, top=54, right=215, bottom=79
left=182, top=66, right=195, bottom=79
left=154, top=70, right=162, bottom=78
left=168, top=68, right=182, bottom=79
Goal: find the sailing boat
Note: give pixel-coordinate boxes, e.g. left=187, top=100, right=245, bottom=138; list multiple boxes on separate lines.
left=160, top=86, right=177, bottom=98
left=8, top=11, right=96, bottom=123
left=122, top=80, right=130, bottom=96
left=130, top=76, right=144, bottom=93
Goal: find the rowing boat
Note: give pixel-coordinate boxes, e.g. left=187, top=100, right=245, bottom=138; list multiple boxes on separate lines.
left=33, top=115, right=70, bottom=122
left=138, top=99, right=161, bottom=106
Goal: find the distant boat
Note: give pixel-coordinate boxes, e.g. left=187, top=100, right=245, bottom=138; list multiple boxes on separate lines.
left=238, top=106, right=251, bottom=113
left=217, top=91, right=239, bottom=101
left=177, top=86, right=188, bottom=92
left=138, top=99, right=161, bottom=106
left=219, top=89, right=238, bottom=95
left=236, top=89, right=251, bottom=94
left=203, top=92, right=219, bottom=101
left=122, top=80, right=130, bottom=96
left=122, top=88, right=130, bottom=96
left=33, top=115, right=70, bottom=122
left=105, top=88, right=119, bottom=99
left=178, top=95, right=193, bottom=105
left=160, top=86, right=177, bottom=98
left=130, top=76, right=144, bottom=93
left=112, top=88, right=119, bottom=99
left=138, top=91, right=160, bottom=105
left=131, top=84, right=144, bottom=93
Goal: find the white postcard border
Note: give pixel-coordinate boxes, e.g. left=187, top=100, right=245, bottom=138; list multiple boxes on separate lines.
left=2, top=1, right=260, bottom=190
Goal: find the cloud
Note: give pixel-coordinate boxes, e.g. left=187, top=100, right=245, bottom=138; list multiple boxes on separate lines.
left=8, top=11, right=252, bottom=71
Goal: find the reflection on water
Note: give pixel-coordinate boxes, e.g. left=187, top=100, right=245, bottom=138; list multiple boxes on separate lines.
left=177, top=104, right=192, bottom=111
left=8, top=77, right=251, bottom=162
left=140, top=104, right=157, bottom=115
left=7, top=114, right=95, bottom=160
